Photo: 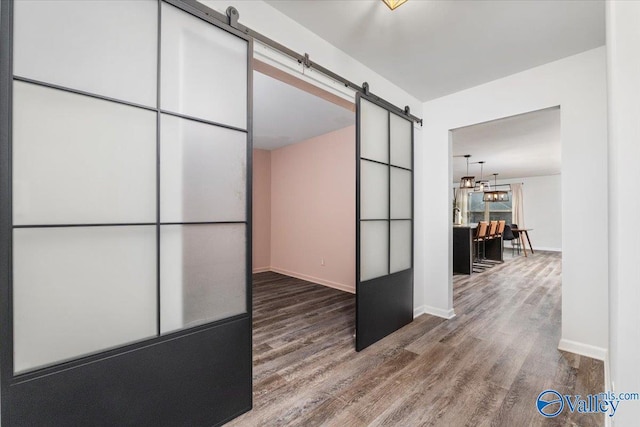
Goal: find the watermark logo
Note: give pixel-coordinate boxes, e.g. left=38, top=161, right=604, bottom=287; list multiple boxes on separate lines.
left=537, top=390, right=564, bottom=417
left=536, top=390, right=639, bottom=418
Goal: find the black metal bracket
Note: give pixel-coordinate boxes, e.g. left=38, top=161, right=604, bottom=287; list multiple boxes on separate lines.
left=362, top=82, right=370, bottom=96
left=226, top=6, right=239, bottom=29
left=404, top=106, right=422, bottom=126
left=298, top=53, right=312, bottom=69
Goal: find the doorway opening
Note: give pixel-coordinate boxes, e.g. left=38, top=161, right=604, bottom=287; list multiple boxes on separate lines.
left=250, top=60, right=357, bottom=378
left=449, top=106, right=563, bottom=333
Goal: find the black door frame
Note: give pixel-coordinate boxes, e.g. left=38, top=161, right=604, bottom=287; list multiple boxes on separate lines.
left=355, top=92, right=415, bottom=351
left=0, top=1, right=253, bottom=425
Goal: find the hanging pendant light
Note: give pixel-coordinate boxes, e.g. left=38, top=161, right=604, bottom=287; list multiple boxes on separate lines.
left=483, top=173, right=510, bottom=202
left=474, top=161, right=490, bottom=192
left=460, top=154, right=475, bottom=189
left=382, top=0, right=408, bottom=10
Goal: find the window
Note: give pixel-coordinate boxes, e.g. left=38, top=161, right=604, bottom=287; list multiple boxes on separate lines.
left=468, top=191, right=512, bottom=224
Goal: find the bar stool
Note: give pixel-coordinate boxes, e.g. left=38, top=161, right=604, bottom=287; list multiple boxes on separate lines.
left=472, top=222, right=489, bottom=271
left=477, top=220, right=500, bottom=267
left=483, top=220, right=506, bottom=265
left=487, top=220, right=498, bottom=241
left=487, top=220, right=505, bottom=243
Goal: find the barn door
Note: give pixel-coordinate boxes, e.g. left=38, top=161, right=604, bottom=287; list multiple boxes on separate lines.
left=356, top=93, right=414, bottom=351
left=0, top=1, right=253, bottom=425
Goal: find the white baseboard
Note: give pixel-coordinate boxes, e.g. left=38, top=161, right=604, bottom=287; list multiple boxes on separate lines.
left=423, top=305, right=456, bottom=319
left=413, top=305, right=425, bottom=318
left=558, top=338, right=608, bottom=361
left=269, top=266, right=355, bottom=294
left=252, top=266, right=271, bottom=274
left=533, top=247, right=562, bottom=252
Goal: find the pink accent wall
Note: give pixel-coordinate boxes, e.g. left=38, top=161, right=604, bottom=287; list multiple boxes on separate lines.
left=252, top=149, right=271, bottom=272
left=271, top=125, right=356, bottom=292
left=252, top=125, right=356, bottom=293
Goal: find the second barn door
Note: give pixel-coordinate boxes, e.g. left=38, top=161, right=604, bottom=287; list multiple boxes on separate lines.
left=356, top=93, right=414, bottom=351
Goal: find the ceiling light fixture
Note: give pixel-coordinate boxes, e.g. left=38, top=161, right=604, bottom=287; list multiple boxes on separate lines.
left=382, top=0, right=408, bottom=11
left=474, top=161, right=490, bottom=192
left=483, top=173, right=510, bottom=202
left=460, top=154, right=475, bottom=189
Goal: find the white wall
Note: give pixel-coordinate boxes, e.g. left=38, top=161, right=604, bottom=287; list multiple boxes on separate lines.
left=199, top=0, right=425, bottom=313
left=422, top=47, right=608, bottom=358
left=500, top=175, right=562, bottom=251
left=607, top=1, right=640, bottom=425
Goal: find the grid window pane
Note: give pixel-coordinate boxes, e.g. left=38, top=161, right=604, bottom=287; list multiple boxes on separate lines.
left=10, top=0, right=252, bottom=376
left=361, top=160, right=389, bottom=220
left=12, top=82, right=156, bottom=225
left=360, top=99, right=389, bottom=163
left=160, top=224, right=246, bottom=334
left=390, top=113, right=412, bottom=169
left=390, top=167, right=412, bottom=219
left=14, top=0, right=157, bottom=107
left=160, top=115, right=246, bottom=223
left=390, top=220, right=412, bottom=273
left=360, top=221, right=389, bottom=281
left=161, top=3, right=247, bottom=129
left=13, top=226, right=157, bottom=374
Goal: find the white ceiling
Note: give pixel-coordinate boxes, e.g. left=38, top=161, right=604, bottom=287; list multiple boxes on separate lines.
left=253, top=71, right=354, bottom=150
left=451, top=107, right=561, bottom=182
left=264, top=0, right=605, bottom=101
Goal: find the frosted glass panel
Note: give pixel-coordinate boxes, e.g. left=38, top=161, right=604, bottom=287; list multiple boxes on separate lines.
left=161, top=224, right=246, bottom=334
left=161, top=3, right=247, bottom=129
left=361, top=221, right=388, bottom=281
left=161, top=115, right=246, bottom=222
left=390, top=113, right=412, bottom=169
left=390, top=168, right=412, bottom=219
left=13, top=226, right=157, bottom=373
left=361, top=160, right=388, bottom=220
left=360, top=99, right=389, bottom=163
left=14, top=0, right=157, bottom=107
left=390, top=221, right=412, bottom=273
left=13, top=82, right=156, bottom=225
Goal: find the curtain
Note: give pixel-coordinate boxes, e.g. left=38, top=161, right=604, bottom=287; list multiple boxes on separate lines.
left=511, top=183, right=525, bottom=227
left=454, top=188, right=469, bottom=224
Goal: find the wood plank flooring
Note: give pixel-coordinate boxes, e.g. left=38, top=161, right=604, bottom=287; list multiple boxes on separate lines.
left=227, top=251, right=604, bottom=426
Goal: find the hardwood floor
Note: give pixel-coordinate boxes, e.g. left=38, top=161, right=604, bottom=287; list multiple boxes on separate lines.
left=227, top=252, right=604, bottom=426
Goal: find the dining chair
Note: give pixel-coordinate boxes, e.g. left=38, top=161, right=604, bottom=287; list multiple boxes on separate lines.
left=510, top=223, right=522, bottom=255
left=502, top=224, right=517, bottom=256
